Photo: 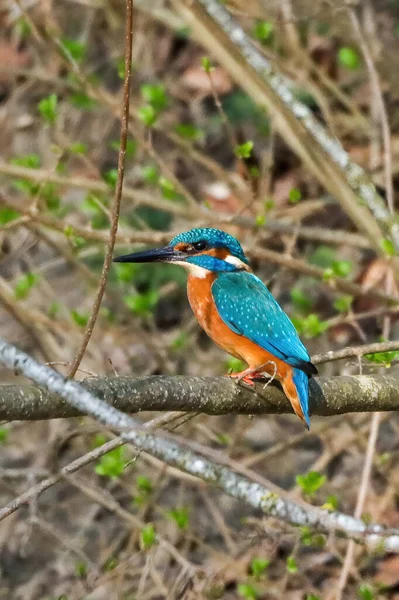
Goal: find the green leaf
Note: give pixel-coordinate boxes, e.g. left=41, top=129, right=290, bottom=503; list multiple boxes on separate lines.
left=364, top=348, right=399, bottom=366
left=136, top=475, right=153, bottom=494
left=357, top=584, right=375, bottom=600
left=255, top=214, right=266, bottom=226
left=380, top=238, right=395, bottom=257
left=0, top=207, right=20, bottom=225
left=288, top=187, right=301, bottom=203
left=141, top=523, right=156, bottom=549
left=322, top=494, right=338, bottom=511
left=64, top=225, right=86, bottom=249
left=138, top=104, right=157, bottom=127
left=11, top=154, right=41, bottom=169
left=38, top=94, right=58, bottom=125
left=71, top=309, right=89, bottom=328
left=60, top=38, right=86, bottom=62
left=95, top=446, right=125, bottom=478
left=309, top=246, right=335, bottom=268
left=290, top=287, right=312, bottom=312
left=14, top=272, right=40, bottom=300
left=201, top=56, right=214, bottom=73
left=69, top=142, right=88, bottom=155
left=69, top=92, right=97, bottom=111
left=124, top=290, right=158, bottom=317
left=75, top=561, right=87, bottom=578
left=306, top=595, right=321, bottom=600
left=253, top=20, right=274, bottom=44
left=286, top=556, right=298, bottom=574
left=15, top=18, right=31, bottom=39
left=296, top=471, right=326, bottom=496
left=333, top=295, right=353, bottom=313
left=224, top=357, right=246, bottom=372
left=115, top=262, right=137, bottom=283
left=159, top=177, right=181, bottom=201
left=234, top=140, right=254, bottom=159
left=140, top=83, right=168, bottom=111
left=237, top=583, right=258, bottom=599
left=174, top=123, right=203, bottom=141
left=171, top=332, right=189, bottom=350
left=332, top=260, right=352, bottom=278
left=167, top=506, right=189, bottom=530
left=48, top=301, right=61, bottom=318
left=292, top=314, right=328, bottom=338
left=339, top=46, right=361, bottom=70
left=250, top=557, right=270, bottom=579
left=142, top=164, right=159, bottom=184
left=0, top=427, right=9, bottom=444
left=102, top=168, right=118, bottom=189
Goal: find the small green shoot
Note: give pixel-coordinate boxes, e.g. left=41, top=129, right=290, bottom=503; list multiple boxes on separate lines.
left=95, top=446, right=126, bottom=478
left=138, top=104, right=157, bottom=127
left=296, top=471, right=326, bottom=496
left=253, top=20, right=274, bottom=44
left=167, top=506, right=189, bottom=530
left=14, top=272, right=40, bottom=300
left=237, top=583, right=258, bottom=599
left=0, top=427, right=9, bottom=444
left=333, top=295, right=353, bottom=313
left=339, top=46, right=361, bottom=70
left=60, top=38, right=86, bottom=62
left=201, top=56, right=214, bottom=73
left=234, top=141, right=253, bottom=159
left=380, top=238, right=395, bottom=257
left=38, top=94, right=58, bottom=125
left=286, top=556, right=298, bottom=574
left=288, top=187, right=301, bottom=203
left=140, top=83, right=168, bottom=111
left=141, top=523, right=156, bottom=549
left=71, top=310, right=89, bottom=328
left=357, top=584, right=375, bottom=600
left=0, top=207, right=20, bottom=225
left=250, top=557, right=270, bottom=579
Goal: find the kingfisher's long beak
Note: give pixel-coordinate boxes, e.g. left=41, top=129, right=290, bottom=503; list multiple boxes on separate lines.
left=113, top=245, right=187, bottom=264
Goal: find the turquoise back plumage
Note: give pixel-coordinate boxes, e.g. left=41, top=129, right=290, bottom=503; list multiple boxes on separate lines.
left=212, top=272, right=313, bottom=372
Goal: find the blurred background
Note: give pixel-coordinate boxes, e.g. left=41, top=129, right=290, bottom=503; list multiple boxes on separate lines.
left=1, top=0, right=399, bottom=598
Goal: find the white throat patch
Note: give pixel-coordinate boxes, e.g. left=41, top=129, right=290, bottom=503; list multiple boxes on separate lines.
left=174, top=260, right=208, bottom=279
left=224, top=255, right=249, bottom=270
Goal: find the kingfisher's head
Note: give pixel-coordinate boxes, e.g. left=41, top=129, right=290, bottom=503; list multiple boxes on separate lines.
left=113, top=227, right=250, bottom=277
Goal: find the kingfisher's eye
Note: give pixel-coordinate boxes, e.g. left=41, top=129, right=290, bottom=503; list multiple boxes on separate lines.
left=193, top=240, right=208, bottom=251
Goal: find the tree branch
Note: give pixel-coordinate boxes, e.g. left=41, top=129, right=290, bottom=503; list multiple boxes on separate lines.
left=171, top=0, right=399, bottom=263
left=1, top=371, right=399, bottom=421
left=1, top=338, right=399, bottom=551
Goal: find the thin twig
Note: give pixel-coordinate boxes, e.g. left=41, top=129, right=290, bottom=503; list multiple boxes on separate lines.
left=67, top=0, right=134, bottom=377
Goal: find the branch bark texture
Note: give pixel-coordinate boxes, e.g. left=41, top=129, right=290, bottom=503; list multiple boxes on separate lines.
left=1, top=373, right=399, bottom=422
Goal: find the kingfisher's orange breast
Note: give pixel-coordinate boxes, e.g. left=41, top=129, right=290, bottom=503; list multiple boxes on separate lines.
left=186, top=274, right=292, bottom=380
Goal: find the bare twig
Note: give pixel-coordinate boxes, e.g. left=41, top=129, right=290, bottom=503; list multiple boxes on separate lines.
left=67, top=0, right=134, bottom=377
left=171, top=0, right=399, bottom=262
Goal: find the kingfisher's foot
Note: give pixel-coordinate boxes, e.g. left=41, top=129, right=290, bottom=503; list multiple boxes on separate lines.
left=227, top=368, right=260, bottom=387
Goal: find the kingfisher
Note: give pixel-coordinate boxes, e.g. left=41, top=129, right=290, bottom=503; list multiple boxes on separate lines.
left=114, top=228, right=317, bottom=428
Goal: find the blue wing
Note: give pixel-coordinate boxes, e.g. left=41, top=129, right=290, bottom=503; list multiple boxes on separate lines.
left=212, top=272, right=316, bottom=374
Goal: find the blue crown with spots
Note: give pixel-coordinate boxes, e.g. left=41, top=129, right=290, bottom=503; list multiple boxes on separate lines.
left=170, top=228, right=249, bottom=264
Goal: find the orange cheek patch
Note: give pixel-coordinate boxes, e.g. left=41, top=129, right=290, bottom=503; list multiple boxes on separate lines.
left=175, top=242, right=189, bottom=252
left=205, top=248, right=229, bottom=260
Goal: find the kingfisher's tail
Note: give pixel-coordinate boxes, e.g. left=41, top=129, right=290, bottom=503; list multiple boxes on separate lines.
left=282, top=368, right=310, bottom=429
